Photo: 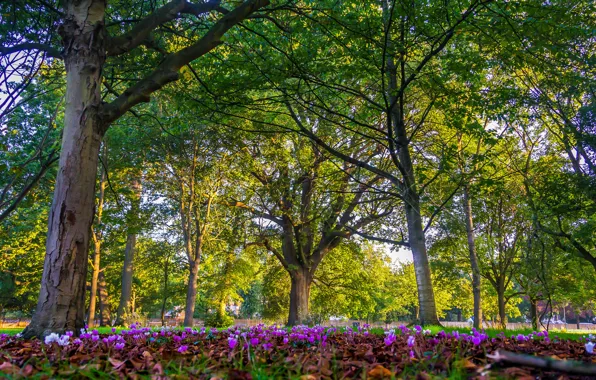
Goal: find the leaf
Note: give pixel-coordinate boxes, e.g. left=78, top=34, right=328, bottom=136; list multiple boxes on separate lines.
left=367, top=365, right=392, bottom=379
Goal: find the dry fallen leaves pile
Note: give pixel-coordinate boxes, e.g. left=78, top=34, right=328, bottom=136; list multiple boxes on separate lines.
left=1, top=325, right=595, bottom=379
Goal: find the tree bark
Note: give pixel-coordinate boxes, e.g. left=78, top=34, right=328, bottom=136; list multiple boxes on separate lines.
left=87, top=241, right=101, bottom=327
left=404, top=193, right=440, bottom=325
left=22, top=0, right=106, bottom=338
left=497, top=285, right=507, bottom=329
left=88, top=151, right=107, bottom=328
left=530, top=298, right=538, bottom=330
left=463, top=185, right=482, bottom=329
left=288, top=268, right=313, bottom=326
left=160, top=259, right=169, bottom=326
left=115, top=232, right=136, bottom=326
left=183, top=261, right=200, bottom=327
left=115, top=176, right=141, bottom=326
left=98, top=271, right=110, bottom=326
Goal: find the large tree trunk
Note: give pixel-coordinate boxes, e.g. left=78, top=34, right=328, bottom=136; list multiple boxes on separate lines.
left=22, top=0, right=106, bottom=339
left=463, top=185, right=482, bottom=329
left=115, top=232, right=136, bottom=326
left=288, top=268, right=312, bottom=326
left=404, top=193, right=440, bottom=325
left=98, top=271, right=110, bottom=326
left=115, top=176, right=141, bottom=326
left=183, top=261, right=200, bottom=327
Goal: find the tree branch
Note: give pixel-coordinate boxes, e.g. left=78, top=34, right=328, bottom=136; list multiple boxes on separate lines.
left=106, top=0, right=222, bottom=56
left=100, top=0, right=270, bottom=125
left=0, top=43, right=61, bottom=59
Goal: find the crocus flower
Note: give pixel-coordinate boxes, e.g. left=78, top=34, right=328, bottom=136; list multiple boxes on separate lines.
left=250, top=337, right=259, bottom=346
left=409, top=350, right=415, bottom=358
left=407, top=335, right=415, bottom=347
left=586, top=342, right=595, bottom=354
left=228, top=337, right=238, bottom=350
left=472, top=336, right=482, bottom=346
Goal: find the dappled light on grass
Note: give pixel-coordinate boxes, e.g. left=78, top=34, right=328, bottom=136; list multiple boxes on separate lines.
left=1, top=324, right=595, bottom=378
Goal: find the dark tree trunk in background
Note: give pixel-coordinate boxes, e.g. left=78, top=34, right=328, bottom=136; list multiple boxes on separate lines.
left=463, top=185, right=482, bottom=329
left=183, top=261, right=200, bottom=327
left=88, top=151, right=107, bottom=328
left=530, top=298, right=538, bottom=330
left=22, top=0, right=106, bottom=339
left=160, top=260, right=169, bottom=326
left=497, top=284, right=507, bottom=329
left=115, top=176, right=141, bottom=326
left=98, top=271, right=110, bottom=326
left=288, top=268, right=313, bottom=326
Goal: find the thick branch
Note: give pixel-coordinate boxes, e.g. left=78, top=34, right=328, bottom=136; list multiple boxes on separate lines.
left=107, top=0, right=222, bottom=56
left=488, top=350, right=596, bottom=376
left=100, top=0, right=270, bottom=125
left=0, top=43, right=61, bottom=59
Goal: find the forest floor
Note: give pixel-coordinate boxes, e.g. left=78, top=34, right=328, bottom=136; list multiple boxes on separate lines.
left=1, top=324, right=595, bottom=379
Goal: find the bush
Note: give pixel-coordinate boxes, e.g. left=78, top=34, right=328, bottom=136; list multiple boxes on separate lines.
left=205, top=310, right=234, bottom=328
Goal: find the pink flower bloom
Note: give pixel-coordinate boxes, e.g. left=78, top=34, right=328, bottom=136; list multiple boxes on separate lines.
left=177, top=345, right=188, bottom=353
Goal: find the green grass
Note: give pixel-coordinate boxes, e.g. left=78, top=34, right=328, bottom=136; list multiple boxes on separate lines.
left=2, top=325, right=592, bottom=341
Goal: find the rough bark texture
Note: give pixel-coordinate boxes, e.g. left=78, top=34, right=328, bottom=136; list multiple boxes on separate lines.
left=183, top=261, right=200, bottom=327
left=463, top=185, right=482, bottom=329
left=98, top=271, right=110, bottom=326
left=22, top=0, right=106, bottom=339
left=115, top=176, right=141, bottom=326
left=288, top=269, right=313, bottom=326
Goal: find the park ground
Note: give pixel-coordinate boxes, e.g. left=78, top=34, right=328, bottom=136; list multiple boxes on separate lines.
left=1, top=324, right=596, bottom=379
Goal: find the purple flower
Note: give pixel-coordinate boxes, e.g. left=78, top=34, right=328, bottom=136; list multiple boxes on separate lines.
left=114, top=342, right=125, bottom=350
left=384, top=334, right=396, bottom=346
left=472, top=336, right=482, bottom=346
left=172, top=335, right=182, bottom=343
left=250, top=337, right=259, bottom=346
left=91, top=335, right=99, bottom=342
left=111, top=327, right=116, bottom=333
left=263, top=343, right=273, bottom=351
left=177, top=345, right=188, bottom=353
left=407, top=335, right=415, bottom=347
left=409, top=350, right=415, bottom=358
left=228, top=337, right=238, bottom=350
left=283, top=337, right=289, bottom=345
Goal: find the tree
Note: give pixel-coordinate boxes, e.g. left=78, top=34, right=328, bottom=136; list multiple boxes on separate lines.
left=1, top=0, right=271, bottom=338
left=234, top=131, right=392, bottom=325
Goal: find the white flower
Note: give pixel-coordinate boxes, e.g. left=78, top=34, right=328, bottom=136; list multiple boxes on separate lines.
left=15, top=333, right=22, bottom=338
left=44, top=333, right=60, bottom=345
left=423, top=329, right=431, bottom=335
left=586, top=341, right=595, bottom=354
left=57, top=335, right=70, bottom=346
left=44, top=333, right=70, bottom=346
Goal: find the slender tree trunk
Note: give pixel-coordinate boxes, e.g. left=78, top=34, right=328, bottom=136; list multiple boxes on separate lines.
left=463, top=185, right=482, bottom=329
left=160, top=260, right=169, bottom=326
left=87, top=241, right=101, bottom=327
left=288, top=268, right=312, bottom=326
left=115, top=233, right=136, bottom=325
left=184, top=261, right=200, bottom=327
left=497, top=285, right=507, bottom=329
left=115, top=176, right=141, bottom=326
left=98, top=271, right=110, bottom=326
left=22, top=0, right=106, bottom=338
left=404, top=193, right=440, bottom=325
left=88, top=158, right=106, bottom=328
left=530, top=298, right=538, bottom=330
